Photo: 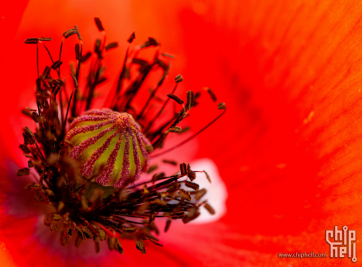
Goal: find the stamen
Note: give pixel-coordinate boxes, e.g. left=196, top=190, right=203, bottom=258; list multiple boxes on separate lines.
left=135, top=58, right=170, bottom=121
left=162, top=159, right=177, bottom=165
left=167, top=94, right=184, bottom=105
left=150, top=105, right=227, bottom=158
left=204, top=87, right=217, bottom=102
left=105, top=42, right=118, bottom=51
left=127, top=31, right=136, bottom=43
left=63, top=29, right=78, bottom=39
left=180, top=163, right=188, bottom=175
left=62, top=73, right=78, bottom=135
left=42, top=66, right=50, bottom=79
left=136, top=83, right=162, bottom=121
left=72, top=40, right=83, bottom=116
left=106, top=46, right=129, bottom=109
left=145, top=75, right=182, bottom=133
left=24, top=38, right=39, bottom=44
left=185, top=90, right=194, bottom=111
left=168, top=126, right=182, bottom=133
left=40, top=42, right=54, bottom=63
left=203, top=203, right=215, bottom=215
left=51, top=60, right=63, bottom=69
left=94, top=17, right=105, bottom=32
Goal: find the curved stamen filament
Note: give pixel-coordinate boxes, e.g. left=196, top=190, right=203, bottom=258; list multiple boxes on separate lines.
left=150, top=108, right=226, bottom=158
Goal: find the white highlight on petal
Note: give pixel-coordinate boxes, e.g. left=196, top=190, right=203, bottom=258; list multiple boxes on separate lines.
left=189, top=158, right=228, bottom=224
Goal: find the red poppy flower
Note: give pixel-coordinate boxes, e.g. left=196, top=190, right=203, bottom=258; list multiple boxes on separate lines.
left=2, top=0, right=362, bottom=266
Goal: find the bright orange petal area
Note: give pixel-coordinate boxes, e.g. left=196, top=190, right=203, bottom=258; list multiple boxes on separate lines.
left=0, top=245, right=17, bottom=267
left=130, top=0, right=362, bottom=265
left=3, top=0, right=362, bottom=266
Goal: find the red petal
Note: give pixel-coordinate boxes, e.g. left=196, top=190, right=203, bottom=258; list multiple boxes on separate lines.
left=3, top=0, right=362, bottom=266
left=132, top=0, right=362, bottom=265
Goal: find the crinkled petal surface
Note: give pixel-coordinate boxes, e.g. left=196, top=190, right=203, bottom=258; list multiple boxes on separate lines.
left=2, top=0, right=362, bottom=266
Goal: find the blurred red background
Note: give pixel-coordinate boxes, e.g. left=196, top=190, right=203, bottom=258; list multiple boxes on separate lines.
left=2, top=0, right=362, bottom=266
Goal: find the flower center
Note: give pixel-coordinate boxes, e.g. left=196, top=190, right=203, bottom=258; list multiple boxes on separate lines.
left=18, top=17, right=226, bottom=255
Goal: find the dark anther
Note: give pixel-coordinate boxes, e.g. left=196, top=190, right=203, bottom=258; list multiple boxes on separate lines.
left=186, top=91, right=194, bottom=111
left=127, top=32, right=136, bottom=43
left=94, top=17, right=105, bottom=31
left=167, top=94, right=184, bottom=105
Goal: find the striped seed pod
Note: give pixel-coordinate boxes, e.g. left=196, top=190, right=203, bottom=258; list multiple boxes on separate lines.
left=65, top=109, right=151, bottom=187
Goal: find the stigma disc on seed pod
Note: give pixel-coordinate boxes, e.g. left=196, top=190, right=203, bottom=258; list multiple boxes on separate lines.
left=65, top=109, right=151, bottom=187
